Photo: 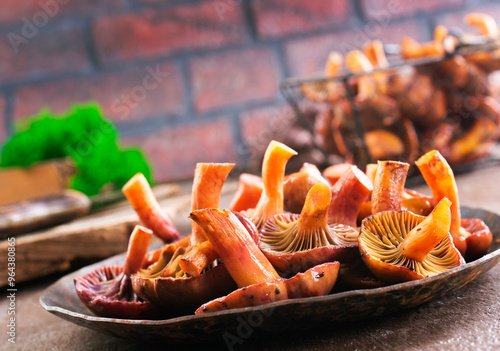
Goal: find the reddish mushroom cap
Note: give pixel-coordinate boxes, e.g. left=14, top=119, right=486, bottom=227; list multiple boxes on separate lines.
left=359, top=210, right=465, bottom=284
left=75, top=266, right=158, bottom=319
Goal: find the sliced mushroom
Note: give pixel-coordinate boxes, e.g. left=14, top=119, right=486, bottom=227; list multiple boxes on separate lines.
left=401, top=25, right=448, bottom=59
left=415, top=150, right=466, bottom=254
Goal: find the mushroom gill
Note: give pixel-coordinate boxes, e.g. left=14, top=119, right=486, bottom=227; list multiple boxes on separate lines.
left=260, top=214, right=358, bottom=253
left=359, top=200, right=465, bottom=284
left=260, top=183, right=359, bottom=275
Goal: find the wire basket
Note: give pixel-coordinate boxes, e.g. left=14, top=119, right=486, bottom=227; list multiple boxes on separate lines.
left=281, top=35, right=500, bottom=173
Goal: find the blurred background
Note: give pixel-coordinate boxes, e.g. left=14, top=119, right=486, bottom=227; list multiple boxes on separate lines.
left=2, top=0, right=499, bottom=184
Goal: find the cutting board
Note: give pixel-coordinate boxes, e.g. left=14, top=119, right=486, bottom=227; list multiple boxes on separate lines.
left=0, top=183, right=189, bottom=287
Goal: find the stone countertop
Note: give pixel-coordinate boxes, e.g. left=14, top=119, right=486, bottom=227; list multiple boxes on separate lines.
left=1, top=165, right=500, bottom=351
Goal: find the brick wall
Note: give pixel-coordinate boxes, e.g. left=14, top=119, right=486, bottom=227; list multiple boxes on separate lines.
left=0, top=0, right=498, bottom=181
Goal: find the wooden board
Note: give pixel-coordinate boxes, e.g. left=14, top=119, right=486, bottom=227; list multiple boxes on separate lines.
left=0, top=158, right=75, bottom=206
left=0, top=183, right=188, bottom=287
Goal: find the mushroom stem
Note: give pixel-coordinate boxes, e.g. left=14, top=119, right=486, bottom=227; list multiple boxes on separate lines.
left=297, top=183, right=332, bottom=233
left=323, top=163, right=351, bottom=185
left=345, top=50, right=376, bottom=97
left=465, top=13, right=499, bottom=36
left=189, top=208, right=280, bottom=287
left=415, top=150, right=461, bottom=237
left=365, top=163, right=378, bottom=184
left=179, top=211, right=259, bottom=278
left=371, top=161, right=410, bottom=214
left=363, top=40, right=389, bottom=68
left=123, top=226, right=153, bottom=276
left=190, top=163, right=235, bottom=245
left=399, top=198, right=452, bottom=262
left=178, top=240, right=218, bottom=277
left=448, top=118, right=497, bottom=164
left=401, top=26, right=447, bottom=59
left=325, top=51, right=343, bottom=77
left=249, top=140, right=297, bottom=228
left=229, top=173, right=263, bottom=212
left=122, top=173, right=181, bottom=243
left=328, top=165, right=373, bottom=227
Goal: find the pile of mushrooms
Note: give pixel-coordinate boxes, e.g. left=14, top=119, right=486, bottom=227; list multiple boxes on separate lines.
left=74, top=140, right=493, bottom=318
left=305, top=13, right=500, bottom=166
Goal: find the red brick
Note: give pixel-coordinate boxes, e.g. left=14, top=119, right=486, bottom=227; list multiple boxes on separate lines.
left=360, top=0, right=464, bottom=21
left=239, top=104, right=294, bottom=169
left=122, top=118, right=239, bottom=182
left=0, top=0, right=126, bottom=27
left=239, top=104, right=295, bottom=159
left=284, top=20, right=426, bottom=76
left=251, top=0, right=350, bottom=38
left=0, top=23, right=89, bottom=83
left=0, top=95, right=6, bottom=144
left=239, top=104, right=318, bottom=172
left=13, top=63, right=185, bottom=122
left=190, top=48, right=280, bottom=113
left=436, top=5, right=500, bottom=34
left=93, top=0, right=247, bottom=64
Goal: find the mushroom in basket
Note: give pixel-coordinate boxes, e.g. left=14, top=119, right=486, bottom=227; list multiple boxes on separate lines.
left=463, top=13, right=500, bottom=73
left=332, top=50, right=419, bottom=164
left=301, top=51, right=346, bottom=104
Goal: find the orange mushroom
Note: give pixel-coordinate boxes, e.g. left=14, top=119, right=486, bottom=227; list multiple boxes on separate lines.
left=283, top=162, right=330, bottom=214
left=190, top=208, right=340, bottom=314
left=75, top=226, right=158, bottom=319
left=416, top=150, right=494, bottom=259
left=359, top=198, right=465, bottom=284
left=260, top=183, right=359, bottom=275
left=243, top=140, right=297, bottom=229
left=122, top=173, right=181, bottom=243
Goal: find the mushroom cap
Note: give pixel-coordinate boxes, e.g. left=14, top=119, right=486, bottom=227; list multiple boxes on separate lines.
left=335, top=257, right=386, bottom=291
left=359, top=210, right=465, bottom=284
left=131, top=263, right=236, bottom=314
left=461, top=218, right=493, bottom=261
left=259, top=213, right=359, bottom=275
left=195, top=262, right=340, bottom=314
left=75, top=265, right=158, bottom=319
left=283, top=166, right=330, bottom=214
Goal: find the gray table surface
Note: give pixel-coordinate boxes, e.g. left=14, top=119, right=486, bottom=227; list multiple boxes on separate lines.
left=1, top=165, right=500, bottom=351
